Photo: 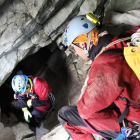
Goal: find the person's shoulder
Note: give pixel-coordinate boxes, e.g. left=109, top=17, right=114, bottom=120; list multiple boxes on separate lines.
left=35, top=77, right=46, bottom=84
left=92, top=50, right=124, bottom=68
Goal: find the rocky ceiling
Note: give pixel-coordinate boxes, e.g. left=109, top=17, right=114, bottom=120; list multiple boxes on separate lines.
left=0, top=0, right=140, bottom=140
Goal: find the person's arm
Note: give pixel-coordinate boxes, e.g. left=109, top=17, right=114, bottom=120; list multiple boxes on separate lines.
left=32, top=98, right=49, bottom=107
left=13, top=94, right=28, bottom=109
left=77, top=54, right=123, bottom=120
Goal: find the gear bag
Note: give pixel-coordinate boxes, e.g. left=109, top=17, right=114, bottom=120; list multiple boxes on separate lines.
left=32, top=77, right=55, bottom=112
left=124, top=43, right=140, bottom=81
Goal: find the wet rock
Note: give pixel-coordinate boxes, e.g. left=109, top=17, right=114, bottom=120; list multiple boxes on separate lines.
left=40, top=125, right=69, bottom=140
left=12, top=122, right=35, bottom=140
left=31, top=30, right=51, bottom=47
left=35, top=122, right=49, bottom=140
left=0, top=122, right=15, bottom=140
left=0, top=51, right=17, bottom=85
left=0, top=0, right=85, bottom=86
left=23, top=136, right=37, bottom=140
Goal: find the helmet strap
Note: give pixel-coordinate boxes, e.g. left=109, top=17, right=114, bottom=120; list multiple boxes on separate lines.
left=71, top=43, right=90, bottom=60
left=86, top=31, right=92, bottom=51
left=71, top=42, right=90, bottom=57
left=71, top=30, right=92, bottom=57
left=83, top=31, right=92, bottom=56
left=83, top=48, right=89, bottom=56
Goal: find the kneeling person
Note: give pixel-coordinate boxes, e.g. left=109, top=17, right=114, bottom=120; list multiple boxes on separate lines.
left=11, top=74, right=54, bottom=124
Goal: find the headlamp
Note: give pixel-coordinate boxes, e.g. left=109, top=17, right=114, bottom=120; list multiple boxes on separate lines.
left=86, top=13, right=100, bottom=25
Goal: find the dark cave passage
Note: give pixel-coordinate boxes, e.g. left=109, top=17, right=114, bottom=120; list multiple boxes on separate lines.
left=0, top=44, right=72, bottom=130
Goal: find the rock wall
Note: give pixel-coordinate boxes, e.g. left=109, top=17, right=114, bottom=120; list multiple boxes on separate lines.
left=1, top=0, right=140, bottom=86
left=1, top=0, right=140, bottom=140
left=0, top=0, right=87, bottom=86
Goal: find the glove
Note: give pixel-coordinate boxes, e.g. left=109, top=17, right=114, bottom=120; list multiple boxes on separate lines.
left=27, top=99, right=32, bottom=108
left=22, top=107, right=32, bottom=123
left=131, top=28, right=140, bottom=46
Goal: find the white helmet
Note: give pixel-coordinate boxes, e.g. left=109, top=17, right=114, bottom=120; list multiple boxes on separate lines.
left=64, top=15, right=96, bottom=47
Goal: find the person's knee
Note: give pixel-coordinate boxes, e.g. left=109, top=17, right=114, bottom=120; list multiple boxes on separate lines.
left=58, top=106, right=77, bottom=121
left=31, top=109, right=46, bottom=118
left=58, top=106, right=71, bottom=125
left=58, top=106, right=71, bottom=116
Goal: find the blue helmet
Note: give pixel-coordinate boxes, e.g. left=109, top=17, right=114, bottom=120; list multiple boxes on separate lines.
left=11, top=75, right=28, bottom=94
left=64, top=15, right=96, bottom=47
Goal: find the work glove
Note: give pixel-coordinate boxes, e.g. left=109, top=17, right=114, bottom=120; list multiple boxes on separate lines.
left=22, top=107, right=32, bottom=123
left=27, top=99, right=32, bottom=108
left=131, top=28, right=140, bottom=46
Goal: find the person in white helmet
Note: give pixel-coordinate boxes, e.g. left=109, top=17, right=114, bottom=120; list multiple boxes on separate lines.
left=58, top=14, right=140, bottom=140
left=11, top=74, right=55, bottom=125
left=62, top=15, right=113, bottom=61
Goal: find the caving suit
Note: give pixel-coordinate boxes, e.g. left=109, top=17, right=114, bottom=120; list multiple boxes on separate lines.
left=58, top=25, right=140, bottom=140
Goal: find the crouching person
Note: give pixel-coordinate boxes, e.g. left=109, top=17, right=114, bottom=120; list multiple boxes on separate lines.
left=58, top=14, right=140, bottom=140
left=11, top=74, right=55, bottom=125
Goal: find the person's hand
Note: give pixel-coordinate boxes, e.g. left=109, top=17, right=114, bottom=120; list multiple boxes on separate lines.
left=131, top=28, right=140, bottom=46
left=27, top=99, right=32, bottom=108
left=22, top=107, right=32, bottom=123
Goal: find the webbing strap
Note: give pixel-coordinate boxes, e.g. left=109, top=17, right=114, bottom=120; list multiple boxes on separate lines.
left=95, top=36, right=131, bottom=59
left=117, top=97, right=129, bottom=123
left=87, top=31, right=92, bottom=51
left=117, top=96, right=140, bottom=123
left=101, top=49, right=123, bottom=55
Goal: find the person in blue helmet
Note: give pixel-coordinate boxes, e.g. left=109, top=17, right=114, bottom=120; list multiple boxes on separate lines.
left=11, top=74, right=55, bottom=124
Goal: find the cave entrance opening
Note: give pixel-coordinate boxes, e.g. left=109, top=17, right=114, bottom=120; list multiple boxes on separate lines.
left=0, top=45, right=71, bottom=131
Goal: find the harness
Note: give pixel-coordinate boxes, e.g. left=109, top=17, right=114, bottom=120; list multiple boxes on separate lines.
left=102, top=49, right=140, bottom=123
left=117, top=96, right=140, bottom=124
left=87, top=48, right=140, bottom=140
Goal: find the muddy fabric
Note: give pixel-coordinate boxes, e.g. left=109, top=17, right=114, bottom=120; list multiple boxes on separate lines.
left=58, top=25, right=140, bottom=140
left=58, top=106, right=119, bottom=140
left=78, top=25, right=140, bottom=125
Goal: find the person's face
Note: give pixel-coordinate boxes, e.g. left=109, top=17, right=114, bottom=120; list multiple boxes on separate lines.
left=70, top=42, right=90, bottom=60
